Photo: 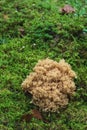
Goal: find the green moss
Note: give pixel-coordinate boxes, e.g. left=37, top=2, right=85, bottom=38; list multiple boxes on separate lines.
left=0, top=0, right=87, bottom=129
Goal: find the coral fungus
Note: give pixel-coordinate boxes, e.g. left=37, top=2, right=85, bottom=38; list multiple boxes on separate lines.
left=22, top=58, right=77, bottom=112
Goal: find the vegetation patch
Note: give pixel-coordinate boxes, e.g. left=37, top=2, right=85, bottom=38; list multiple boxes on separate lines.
left=0, top=0, right=87, bottom=129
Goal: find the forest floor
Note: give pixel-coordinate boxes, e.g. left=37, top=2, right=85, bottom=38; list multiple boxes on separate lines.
left=0, top=0, right=87, bottom=130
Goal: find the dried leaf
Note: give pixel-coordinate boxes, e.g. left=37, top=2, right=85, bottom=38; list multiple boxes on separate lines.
left=60, top=5, right=75, bottom=14
left=21, top=113, right=32, bottom=122
left=21, top=109, right=43, bottom=122
left=32, top=109, right=43, bottom=120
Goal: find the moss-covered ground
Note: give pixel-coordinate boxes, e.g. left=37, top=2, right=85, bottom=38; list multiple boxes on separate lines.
left=0, top=0, right=87, bottom=129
